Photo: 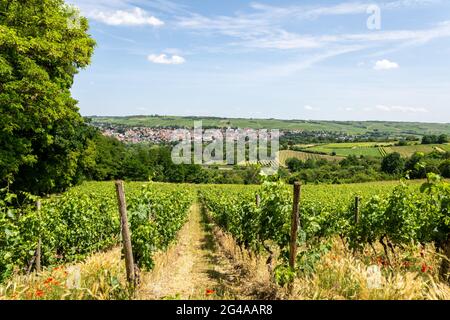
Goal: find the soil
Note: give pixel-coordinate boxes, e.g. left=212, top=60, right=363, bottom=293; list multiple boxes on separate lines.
left=137, top=203, right=260, bottom=300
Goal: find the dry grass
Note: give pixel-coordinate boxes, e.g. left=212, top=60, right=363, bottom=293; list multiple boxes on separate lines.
left=136, top=205, right=208, bottom=300
left=137, top=204, right=279, bottom=300
left=291, top=240, right=450, bottom=300
left=199, top=206, right=450, bottom=300
left=2, top=209, right=448, bottom=301
left=0, top=248, right=130, bottom=300
left=208, top=223, right=282, bottom=300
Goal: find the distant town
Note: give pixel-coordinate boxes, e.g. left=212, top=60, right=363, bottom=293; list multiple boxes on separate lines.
left=97, top=124, right=283, bottom=144
left=88, top=116, right=450, bottom=146
left=93, top=122, right=396, bottom=146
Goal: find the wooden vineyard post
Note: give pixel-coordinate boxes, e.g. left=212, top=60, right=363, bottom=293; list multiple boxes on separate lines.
left=288, top=182, right=301, bottom=294
left=289, top=182, right=301, bottom=269
left=115, top=180, right=136, bottom=287
left=36, top=200, right=42, bottom=273
left=354, top=196, right=360, bottom=224
left=254, top=194, right=261, bottom=262
left=440, top=235, right=450, bottom=283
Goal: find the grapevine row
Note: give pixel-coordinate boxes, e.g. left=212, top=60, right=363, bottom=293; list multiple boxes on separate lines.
left=0, top=182, right=194, bottom=283
left=198, top=175, right=450, bottom=283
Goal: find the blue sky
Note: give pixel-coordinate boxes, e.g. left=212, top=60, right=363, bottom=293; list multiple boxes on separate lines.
left=69, top=0, right=450, bottom=122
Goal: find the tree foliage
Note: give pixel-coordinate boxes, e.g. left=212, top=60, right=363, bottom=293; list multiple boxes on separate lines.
left=422, top=134, right=449, bottom=145
left=0, top=0, right=95, bottom=194
left=381, top=152, right=405, bottom=175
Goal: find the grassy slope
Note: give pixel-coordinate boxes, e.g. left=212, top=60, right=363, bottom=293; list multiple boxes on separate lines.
left=89, top=116, right=450, bottom=135
left=303, top=143, right=450, bottom=158
left=278, top=150, right=345, bottom=166
left=306, top=142, right=389, bottom=157
left=385, top=144, right=450, bottom=157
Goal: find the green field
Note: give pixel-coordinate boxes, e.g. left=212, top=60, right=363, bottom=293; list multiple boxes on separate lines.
left=302, top=142, right=450, bottom=158
left=89, top=116, right=450, bottom=136
left=312, top=142, right=395, bottom=148
left=385, top=144, right=450, bottom=157
left=305, top=142, right=395, bottom=157
left=278, top=150, right=345, bottom=166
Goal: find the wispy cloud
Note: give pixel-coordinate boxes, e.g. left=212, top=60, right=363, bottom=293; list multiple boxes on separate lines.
left=71, top=0, right=449, bottom=55
left=178, top=12, right=450, bottom=51
left=94, top=28, right=136, bottom=43
left=383, top=0, right=441, bottom=9
left=174, top=0, right=449, bottom=54
left=341, top=107, right=356, bottom=111
left=144, top=0, right=190, bottom=14
left=147, top=54, right=186, bottom=65
left=248, top=2, right=370, bottom=20
left=70, top=0, right=449, bottom=75
left=176, top=14, right=321, bottom=50
left=249, top=0, right=441, bottom=20
left=373, top=105, right=429, bottom=113
left=240, top=46, right=365, bottom=79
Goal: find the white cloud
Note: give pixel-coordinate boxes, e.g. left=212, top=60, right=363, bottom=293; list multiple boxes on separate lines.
left=374, top=105, right=429, bottom=113
left=304, top=105, right=320, bottom=111
left=147, top=54, right=186, bottom=65
left=89, top=7, right=164, bottom=26
left=374, top=59, right=400, bottom=70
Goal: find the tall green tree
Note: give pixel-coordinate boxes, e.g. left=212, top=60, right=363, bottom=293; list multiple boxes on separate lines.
left=381, top=152, right=405, bottom=175
left=0, top=0, right=95, bottom=194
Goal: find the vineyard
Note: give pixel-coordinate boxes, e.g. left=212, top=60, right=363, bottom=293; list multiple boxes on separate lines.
left=299, top=142, right=450, bottom=159
left=198, top=176, right=450, bottom=284
left=385, top=144, right=450, bottom=158
left=303, top=142, right=393, bottom=158
left=278, top=150, right=344, bottom=167
left=0, top=182, right=194, bottom=286
left=1, top=177, right=450, bottom=300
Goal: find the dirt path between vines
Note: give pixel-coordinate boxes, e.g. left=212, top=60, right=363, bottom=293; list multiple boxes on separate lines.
left=137, top=202, right=271, bottom=300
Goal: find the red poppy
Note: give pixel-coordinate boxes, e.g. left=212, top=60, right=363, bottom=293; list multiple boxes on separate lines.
left=421, top=263, right=428, bottom=273
left=376, top=257, right=385, bottom=267
left=44, top=277, right=54, bottom=285
left=205, top=289, right=215, bottom=296
left=402, top=261, right=411, bottom=268
left=35, top=290, right=44, bottom=298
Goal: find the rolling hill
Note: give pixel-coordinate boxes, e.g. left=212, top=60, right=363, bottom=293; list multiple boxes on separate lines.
left=89, top=115, right=450, bottom=136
